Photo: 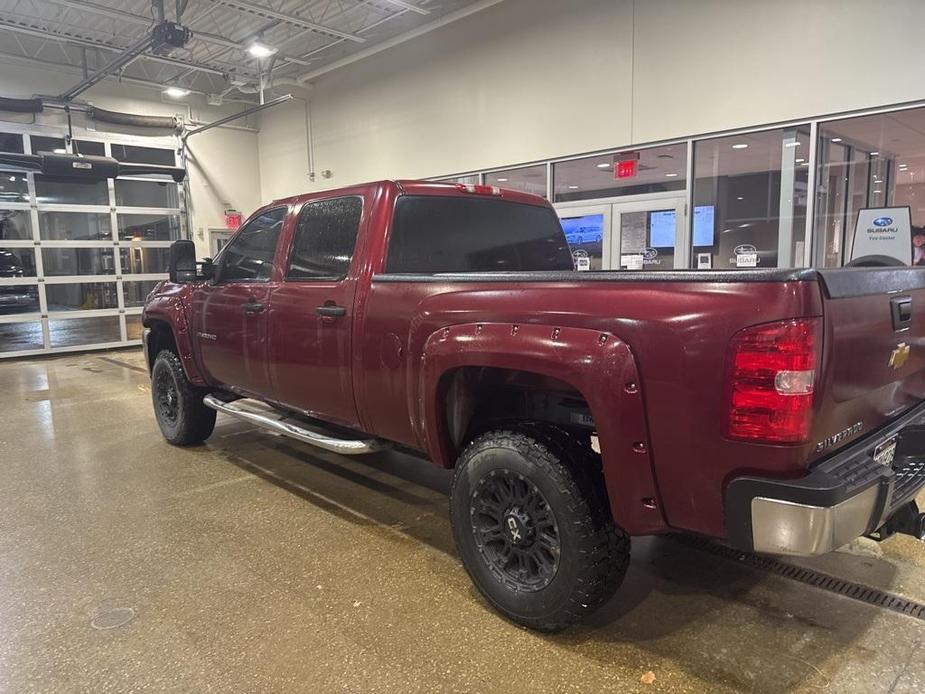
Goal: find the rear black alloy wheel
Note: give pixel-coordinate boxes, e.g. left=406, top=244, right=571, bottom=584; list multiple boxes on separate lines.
left=451, top=425, right=630, bottom=632
left=471, top=469, right=560, bottom=592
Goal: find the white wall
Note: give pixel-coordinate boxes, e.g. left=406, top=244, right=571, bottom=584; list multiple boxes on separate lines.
left=632, top=0, right=925, bottom=143
left=258, top=0, right=634, bottom=201
left=0, top=63, right=262, bottom=256
left=258, top=0, right=925, bottom=202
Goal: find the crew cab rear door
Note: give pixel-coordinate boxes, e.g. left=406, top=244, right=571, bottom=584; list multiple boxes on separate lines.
left=266, top=195, right=365, bottom=429
left=812, top=267, right=925, bottom=458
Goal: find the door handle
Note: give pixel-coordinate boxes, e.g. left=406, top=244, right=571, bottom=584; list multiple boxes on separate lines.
left=316, top=304, right=347, bottom=318
left=242, top=302, right=266, bottom=314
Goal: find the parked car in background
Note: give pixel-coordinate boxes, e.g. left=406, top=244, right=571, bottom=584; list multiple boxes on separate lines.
left=0, top=249, right=38, bottom=314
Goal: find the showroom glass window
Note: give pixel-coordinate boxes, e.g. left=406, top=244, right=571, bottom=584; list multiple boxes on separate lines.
left=483, top=165, right=548, bottom=198
left=815, top=107, right=925, bottom=266
left=288, top=197, right=363, bottom=280
left=439, top=175, right=480, bottom=185
left=218, top=208, right=286, bottom=282
left=553, top=144, right=687, bottom=203
left=692, top=127, right=810, bottom=269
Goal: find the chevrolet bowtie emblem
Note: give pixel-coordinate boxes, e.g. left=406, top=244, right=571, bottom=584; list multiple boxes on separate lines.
left=889, top=342, right=911, bottom=370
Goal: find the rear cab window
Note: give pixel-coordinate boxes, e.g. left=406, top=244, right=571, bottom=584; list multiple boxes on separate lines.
left=385, top=196, right=573, bottom=273
left=287, top=196, right=363, bottom=281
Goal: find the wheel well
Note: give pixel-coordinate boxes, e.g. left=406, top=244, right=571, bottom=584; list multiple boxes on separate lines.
left=144, top=320, right=178, bottom=372
left=441, top=367, right=595, bottom=462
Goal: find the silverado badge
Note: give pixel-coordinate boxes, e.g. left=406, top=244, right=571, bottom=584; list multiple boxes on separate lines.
left=889, top=342, right=911, bottom=370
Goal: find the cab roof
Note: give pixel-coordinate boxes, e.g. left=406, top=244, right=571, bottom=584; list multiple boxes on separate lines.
left=269, top=179, right=552, bottom=209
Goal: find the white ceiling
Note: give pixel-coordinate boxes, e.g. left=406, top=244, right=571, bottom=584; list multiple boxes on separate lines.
left=0, top=0, right=497, bottom=102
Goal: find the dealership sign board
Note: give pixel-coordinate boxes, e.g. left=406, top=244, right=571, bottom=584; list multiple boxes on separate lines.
left=851, top=207, right=912, bottom=265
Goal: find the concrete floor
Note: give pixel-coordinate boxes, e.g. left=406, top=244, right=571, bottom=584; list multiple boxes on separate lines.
left=4, top=350, right=925, bottom=693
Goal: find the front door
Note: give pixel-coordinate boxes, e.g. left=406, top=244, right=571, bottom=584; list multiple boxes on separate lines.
left=555, top=195, right=688, bottom=270
left=193, top=207, right=287, bottom=398
left=267, top=195, right=365, bottom=429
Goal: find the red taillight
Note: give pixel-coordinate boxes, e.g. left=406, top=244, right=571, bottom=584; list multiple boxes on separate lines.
left=724, top=318, right=820, bottom=444
left=455, top=183, right=502, bottom=196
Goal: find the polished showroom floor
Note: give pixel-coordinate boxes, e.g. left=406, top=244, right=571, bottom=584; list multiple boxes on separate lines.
left=3, top=350, right=925, bottom=692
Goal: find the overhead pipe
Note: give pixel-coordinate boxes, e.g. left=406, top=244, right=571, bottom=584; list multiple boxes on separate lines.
left=181, top=93, right=292, bottom=142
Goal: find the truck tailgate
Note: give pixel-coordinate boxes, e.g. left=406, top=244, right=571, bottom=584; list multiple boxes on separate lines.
left=813, top=267, right=925, bottom=459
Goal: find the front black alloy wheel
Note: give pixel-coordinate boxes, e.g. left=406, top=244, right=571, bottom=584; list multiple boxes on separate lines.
left=154, top=365, right=181, bottom=426
left=451, top=425, right=630, bottom=632
left=150, top=350, right=216, bottom=446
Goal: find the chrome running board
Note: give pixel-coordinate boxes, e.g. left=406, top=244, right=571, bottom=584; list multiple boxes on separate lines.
left=203, top=394, right=391, bottom=455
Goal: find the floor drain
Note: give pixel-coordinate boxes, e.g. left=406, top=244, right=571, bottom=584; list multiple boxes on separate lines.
left=91, top=606, right=136, bottom=630
left=672, top=534, right=925, bottom=621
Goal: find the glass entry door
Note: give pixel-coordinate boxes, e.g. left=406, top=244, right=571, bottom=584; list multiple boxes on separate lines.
left=555, top=195, right=687, bottom=271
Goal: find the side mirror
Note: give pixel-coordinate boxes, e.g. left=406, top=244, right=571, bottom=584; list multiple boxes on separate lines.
left=168, top=239, right=198, bottom=283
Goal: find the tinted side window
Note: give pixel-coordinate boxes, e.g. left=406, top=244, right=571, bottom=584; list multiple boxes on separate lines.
left=218, top=208, right=286, bottom=282
left=288, top=197, right=363, bottom=280
left=386, top=196, right=573, bottom=273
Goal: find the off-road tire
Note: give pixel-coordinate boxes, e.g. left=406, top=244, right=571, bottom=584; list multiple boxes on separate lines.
left=450, top=424, right=630, bottom=632
left=151, top=349, right=216, bottom=446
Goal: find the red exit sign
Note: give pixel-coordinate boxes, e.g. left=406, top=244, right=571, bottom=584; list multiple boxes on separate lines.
left=616, top=159, right=637, bottom=179
left=224, top=209, right=243, bottom=229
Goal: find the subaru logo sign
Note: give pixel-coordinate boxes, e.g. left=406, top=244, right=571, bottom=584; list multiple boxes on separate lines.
left=873, top=216, right=894, bottom=227
left=733, top=244, right=757, bottom=255
left=642, top=247, right=659, bottom=260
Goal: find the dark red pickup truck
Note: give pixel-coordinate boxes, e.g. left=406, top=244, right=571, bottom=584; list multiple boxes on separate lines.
left=143, top=179, right=925, bottom=631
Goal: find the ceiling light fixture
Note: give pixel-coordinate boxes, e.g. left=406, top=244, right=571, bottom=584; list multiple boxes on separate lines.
left=871, top=151, right=880, bottom=156
left=665, top=173, right=678, bottom=177
left=736, top=196, right=744, bottom=200
left=785, top=142, right=801, bottom=148
left=732, top=143, right=749, bottom=150
left=874, top=189, right=882, bottom=193
left=53, top=148, right=67, bottom=154
left=568, top=185, right=580, bottom=189
left=596, top=163, right=611, bottom=169
left=795, top=158, right=805, bottom=163
left=163, top=86, right=190, bottom=98
left=496, top=178, right=508, bottom=182
left=248, top=42, right=277, bottom=58
left=831, top=138, right=842, bottom=143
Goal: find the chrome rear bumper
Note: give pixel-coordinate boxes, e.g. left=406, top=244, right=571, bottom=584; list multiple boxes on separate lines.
left=749, top=486, right=880, bottom=555
left=726, top=401, right=925, bottom=556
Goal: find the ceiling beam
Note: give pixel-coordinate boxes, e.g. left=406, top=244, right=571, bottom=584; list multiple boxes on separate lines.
left=0, top=19, right=232, bottom=77
left=212, top=0, right=367, bottom=43
left=37, top=0, right=313, bottom=69
left=0, top=47, right=256, bottom=102
left=191, top=29, right=313, bottom=67
left=378, top=0, right=429, bottom=16
left=43, top=0, right=150, bottom=26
